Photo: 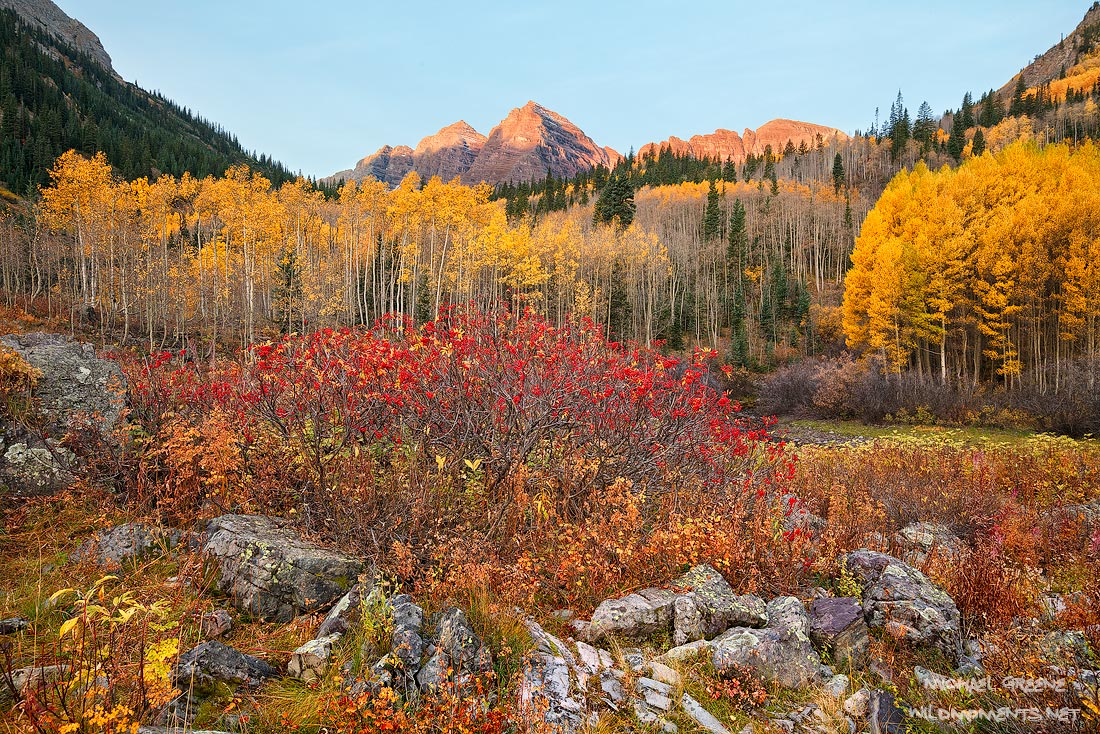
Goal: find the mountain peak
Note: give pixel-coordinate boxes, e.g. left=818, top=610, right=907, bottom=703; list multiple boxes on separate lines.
left=461, top=103, right=614, bottom=184
left=0, top=0, right=114, bottom=72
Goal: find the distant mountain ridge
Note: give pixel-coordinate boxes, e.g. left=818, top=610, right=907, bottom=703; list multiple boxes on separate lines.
left=639, top=119, right=849, bottom=162
left=330, top=105, right=848, bottom=187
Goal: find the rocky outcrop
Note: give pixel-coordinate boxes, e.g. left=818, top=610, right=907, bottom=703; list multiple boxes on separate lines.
left=845, top=549, right=961, bottom=659
left=587, top=564, right=765, bottom=643
left=202, top=514, right=363, bottom=622
left=640, top=119, right=848, bottom=162
left=711, top=596, right=825, bottom=690
left=0, top=333, right=127, bottom=493
left=0, top=0, right=114, bottom=72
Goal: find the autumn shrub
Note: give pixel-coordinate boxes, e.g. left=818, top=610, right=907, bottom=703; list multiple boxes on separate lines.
left=122, top=308, right=799, bottom=608
left=0, top=344, right=39, bottom=424
left=16, top=575, right=183, bottom=734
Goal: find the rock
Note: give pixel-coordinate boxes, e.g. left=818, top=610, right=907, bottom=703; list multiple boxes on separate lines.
left=1039, top=629, right=1091, bottom=664
left=809, top=597, right=869, bottom=668
left=868, top=689, right=905, bottom=734
left=681, top=693, right=731, bottom=734
left=202, top=514, right=363, bottom=622
left=288, top=634, right=341, bottom=683
left=551, top=609, right=575, bottom=622
left=434, top=606, right=492, bottom=674
left=622, top=647, right=646, bottom=672
left=588, top=587, right=677, bottom=641
left=600, top=668, right=626, bottom=706
left=0, top=617, right=29, bottom=634
left=824, top=673, right=850, bottom=698
left=845, top=550, right=961, bottom=659
left=955, top=654, right=984, bottom=677
left=8, top=665, right=71, bottom=696
left=711, top=597, right=823, bottom=689
left=646, top=660, right=681, bottom=687
left=200, top=610, right=233, bottom=639
left=672, top=565, right=767, bottom=645
left=843, top=688, right=871, bottom=719
left=316, top=584, right=366, bottom=638
left=73, top=523, right=183, bottom=568
left=174, top=641, right=278, bottom=692
left=662, top=639, right=713, bottom=662
left=0, top=332, right=127, bottom=434
left=894, top=522, right=963, bottom=565
left=518, top=651, right=585, bottom=733
left=780, top=494, right=827, bottom=538
left=1, top=441, right=75, bottom=494
left=635, top=676, right=673, bottom=711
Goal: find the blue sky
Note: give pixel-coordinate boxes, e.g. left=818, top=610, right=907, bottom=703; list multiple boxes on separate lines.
left=57, top=1, right=1091, bottom=178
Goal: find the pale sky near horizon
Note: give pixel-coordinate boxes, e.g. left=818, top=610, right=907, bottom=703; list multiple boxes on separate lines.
left=55, top=1, right=1091, bottom=179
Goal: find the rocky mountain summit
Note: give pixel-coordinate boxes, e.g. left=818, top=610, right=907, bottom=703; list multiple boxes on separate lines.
left=0, top=0, right=114, bottom=72
left=330, top=102, right=618, bottom=187
left=639, top=119, right=849, bottom=162
left=460, top=101, right=619, bottom=185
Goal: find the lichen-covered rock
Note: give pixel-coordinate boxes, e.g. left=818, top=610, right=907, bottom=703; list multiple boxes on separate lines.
left=588, top=587, right=677, bottom=641
left=317, top=582, right=376, bottom=638
left=0, top=332, right=127, bottom=433
left=288, top=634, right=341, bottom=683
left=588, top=564, right=763, bottom=644
left=519, top=651, right=586, bottom=732
left=809, top=597, right=869, bottom=668
left=845, top=550, right=961, bottom=659
left=893, top=522, right=963, bottom=565
left=174, top=641, right=278, bottom=692
left=202, top=514, right=363, bottom=622
left=73, top=523, right=183, bottom=568
left=672, top=565, right=767, bottom=645
left=1, top=441, right=75, bottom=494
left=711, top=597, right=823, bottom=690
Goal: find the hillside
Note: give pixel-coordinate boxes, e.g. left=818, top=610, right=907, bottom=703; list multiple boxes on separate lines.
left=997, top=1, right=1100, bottom=101
left=0, top=3, right=294, bottom=195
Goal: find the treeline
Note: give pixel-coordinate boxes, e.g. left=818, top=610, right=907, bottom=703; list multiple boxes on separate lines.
left=0, top=9, right=298, bottom=196
left=844, top=140, right=1100, bottom=392
left=0, top=148, right=870, bottom=367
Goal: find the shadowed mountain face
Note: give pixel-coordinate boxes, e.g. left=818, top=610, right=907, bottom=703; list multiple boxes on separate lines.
left=330, top=103, right=618, bottom=187
left=0, top=0, right=113, bottom=72
left=639, top=119, right=849, bottom=162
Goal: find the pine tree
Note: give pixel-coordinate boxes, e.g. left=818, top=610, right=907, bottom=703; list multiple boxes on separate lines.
left=702, top=179, right=722, bottom=241
left=972, top=128, right=987, bottom=156
left=832, top=153, right=846, bottom=194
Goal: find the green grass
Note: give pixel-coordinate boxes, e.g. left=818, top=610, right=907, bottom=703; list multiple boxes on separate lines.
left=784, top=418, right=1093, bottom=448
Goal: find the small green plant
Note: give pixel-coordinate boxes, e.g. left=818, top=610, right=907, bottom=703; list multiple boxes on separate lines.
left=835, top=557, right=864, bottom=599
